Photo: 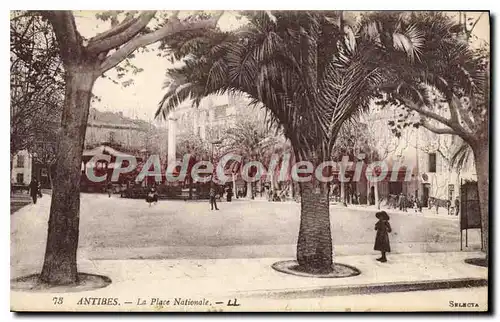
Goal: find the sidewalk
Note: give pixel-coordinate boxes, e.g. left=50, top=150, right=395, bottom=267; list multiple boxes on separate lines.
left=11, top=251, right=487, bottom=311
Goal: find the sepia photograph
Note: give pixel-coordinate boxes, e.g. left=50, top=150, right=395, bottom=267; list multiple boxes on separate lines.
left=9, top=8, right=490, bottom=312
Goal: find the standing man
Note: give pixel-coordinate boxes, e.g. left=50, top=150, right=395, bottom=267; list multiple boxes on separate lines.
left=106, top=180, right=113, bottom=198
left=209, top=184, right=219, bottom=211
left=226, top=185, right=233, bottom=202
left=455, top=196, right=460, bottom=216
left=402, top=194, right=408, bottom=212
left=37, top=180, right=42, bottom=198
left=29, top=178, right=39, bottom=204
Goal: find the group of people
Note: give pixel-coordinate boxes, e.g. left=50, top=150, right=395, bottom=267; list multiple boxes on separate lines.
left=428, top=197, right=460, bottom=216
left=388, top=193, right=423, bottom=213
left=267, top=188, right=290, bottom=202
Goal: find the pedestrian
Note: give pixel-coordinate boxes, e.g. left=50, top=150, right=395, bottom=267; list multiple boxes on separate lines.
left=209, top=184, right=219, bottom=210
left=106, top=181, right=113, bottom=198
left=416, top=197, right=422, bottom=212
left=37, top=181, right=42, bottom=198
left=226, top=186, right=233, bottom=202
left=455, top=197, right=460, bottom=216
left=374, top=211, right=392, bottom=263
left=28, top=178, right=39, bottom=204
left=219, top=187, right=224, bottom=201
left=145, top=185, right=158, bottom=207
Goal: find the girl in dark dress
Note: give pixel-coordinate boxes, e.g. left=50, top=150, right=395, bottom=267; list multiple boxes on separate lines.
left=374, top=211, right=392, bottom=262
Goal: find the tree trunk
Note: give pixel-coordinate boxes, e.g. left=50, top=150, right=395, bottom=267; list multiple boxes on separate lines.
left=39, top=69, right=96, bottom=285
left=10, top=153, right=14, bottom=184
left=296, top=180, right=333, bottom=273
left=340, top=181, right=346, bottom=206
left=472, top=141, right=489, bottom=259
left=232, top=173, right=236, bottom=196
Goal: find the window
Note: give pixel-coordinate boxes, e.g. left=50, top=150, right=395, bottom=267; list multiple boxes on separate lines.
left=16, top=155, right=24, bottom=168
left=214, top=105, right=227, bottom=118
left=428, top=153, right=437, bottom=173
left=108, top=131, right=116, bottom=143
left=16, top=173, right=24, bottom=184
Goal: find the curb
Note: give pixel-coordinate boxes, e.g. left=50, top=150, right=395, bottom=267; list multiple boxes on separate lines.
left=238, top=278, right=488, bottom=299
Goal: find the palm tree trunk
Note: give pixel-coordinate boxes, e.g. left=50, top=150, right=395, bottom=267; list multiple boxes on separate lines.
left=246, top=181, right=252, bottom=198
left=472, top=140, right=489, bottom=259
left=296, top=180, right=333, bottom=273
left=39, top=69, right=95, bottom=285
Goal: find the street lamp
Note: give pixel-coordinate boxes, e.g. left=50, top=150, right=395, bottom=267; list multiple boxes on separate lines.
left=210, top=139, right=223, bottom=189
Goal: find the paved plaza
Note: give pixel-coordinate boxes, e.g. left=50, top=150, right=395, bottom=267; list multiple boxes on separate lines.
left=10, top=192, right=487, bottom=311
left=11, top=193, right=481, bottom=276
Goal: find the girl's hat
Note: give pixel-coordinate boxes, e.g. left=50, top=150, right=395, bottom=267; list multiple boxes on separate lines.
left=376, top=211, right=390, bottom=220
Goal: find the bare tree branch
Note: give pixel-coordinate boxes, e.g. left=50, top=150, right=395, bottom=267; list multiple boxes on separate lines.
left=86, top=11, right=156, bottom=54
left=420, top=119, right=456, bottom=135
left=401, top=97, right=476, bottom=143
left=98, top=11, right=223, bottom=74
left=401, top=98, right=452, bottom=127
left=88, top=12, right=137, bottom=43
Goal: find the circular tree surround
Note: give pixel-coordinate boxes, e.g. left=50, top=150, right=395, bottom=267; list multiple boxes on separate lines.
left=11, top=273, right=111, bottom=293
left=272, top=260, right=361, bottom=278
left=464, top=258, right=488, bottom=268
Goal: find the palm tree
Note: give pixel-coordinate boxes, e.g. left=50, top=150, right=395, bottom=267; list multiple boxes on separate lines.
left=220, top=116, right=281, bottom=198
left=156, top=11, right=423, bottom=273
left=176, top=130, right=210, bottom=199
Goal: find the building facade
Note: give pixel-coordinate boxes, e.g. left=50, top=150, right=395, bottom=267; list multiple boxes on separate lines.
left=165, top=94, right=266, bottom=162
left=85, top=108, right=154, bottom=153
left=11, top=150, right=32, bottom=185
left=171, top=94, right=265, bottom=141
left=360, top=106, right=477, bottom=207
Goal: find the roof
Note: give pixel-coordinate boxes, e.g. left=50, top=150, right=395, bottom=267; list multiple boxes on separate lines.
left=83, top=145, right=135, bottom=158
left=88, top=108, right=151, bottom=131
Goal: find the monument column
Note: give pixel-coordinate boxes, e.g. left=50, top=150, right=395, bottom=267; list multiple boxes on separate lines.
left=167, top=115, right=177, bottom=165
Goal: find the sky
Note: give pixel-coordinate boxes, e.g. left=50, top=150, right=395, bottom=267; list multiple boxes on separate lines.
left=73, top=11, right=490, bottom=124
left=74, top=11, right=246, bottom=125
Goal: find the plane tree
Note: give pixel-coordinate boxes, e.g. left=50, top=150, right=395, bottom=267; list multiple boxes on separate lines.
left=12, top=10, right=224, bottom=286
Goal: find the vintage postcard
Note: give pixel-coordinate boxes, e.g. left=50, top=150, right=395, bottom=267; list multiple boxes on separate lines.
left=10, top=10, right=490, bottom=312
